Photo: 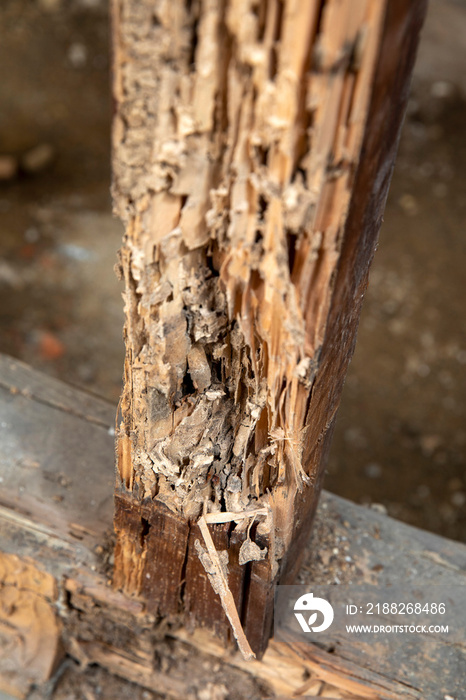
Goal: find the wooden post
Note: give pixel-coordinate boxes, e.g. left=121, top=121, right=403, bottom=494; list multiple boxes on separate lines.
left=111, top=0, right=426, bottom=657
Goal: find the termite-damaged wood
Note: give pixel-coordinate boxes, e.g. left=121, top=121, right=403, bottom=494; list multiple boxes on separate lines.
left=0, top=359, right=465, bottom=698
left=111, top=0, right=427, bottom=656
left=0, top=553, right=63, bottom=698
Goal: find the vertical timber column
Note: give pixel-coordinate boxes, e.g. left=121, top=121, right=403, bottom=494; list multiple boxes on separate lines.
left=111, top=0, right=426, bottom=657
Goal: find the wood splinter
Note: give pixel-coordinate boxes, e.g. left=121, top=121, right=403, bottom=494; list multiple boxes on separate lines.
left=197, top=513, right=257, bottom=661
left=197, top=507, right=272, bottom=659
left=111, top=0, right=427, bottom=658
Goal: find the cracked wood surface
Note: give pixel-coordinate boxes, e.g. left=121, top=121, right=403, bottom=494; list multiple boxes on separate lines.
left=111, top=0, right=427, bottom=654
left=0, top=358, right=464, bottom=698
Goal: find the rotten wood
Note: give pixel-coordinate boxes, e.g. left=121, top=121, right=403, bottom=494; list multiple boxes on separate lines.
left=1, top=357, right=464, bottom=699
left=111, top=0, right=427, bottom=656
left=0, top=552, right=63, bottom=698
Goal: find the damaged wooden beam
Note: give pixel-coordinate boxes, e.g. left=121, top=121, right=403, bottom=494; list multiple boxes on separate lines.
left=111, top=0, right=427, bottom=657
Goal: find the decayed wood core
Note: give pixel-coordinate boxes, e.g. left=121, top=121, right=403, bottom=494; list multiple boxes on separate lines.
left=111, top=0, right=425, bottom=652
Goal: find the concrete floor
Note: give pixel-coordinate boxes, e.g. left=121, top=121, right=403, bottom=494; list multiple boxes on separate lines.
left=0, top=0, right=465, bottom=541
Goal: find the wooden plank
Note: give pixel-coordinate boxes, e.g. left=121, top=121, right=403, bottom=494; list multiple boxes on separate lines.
left=111, top=0, right=427, bottom=657
left=1, top=358, right=464, bottom=698
left=0, top=354, right=115, bottom=428
left=0, top=357, right=114, bottom=543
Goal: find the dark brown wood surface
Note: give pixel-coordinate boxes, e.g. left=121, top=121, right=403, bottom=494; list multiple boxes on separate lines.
left=1, top=357, right=464, bottom=699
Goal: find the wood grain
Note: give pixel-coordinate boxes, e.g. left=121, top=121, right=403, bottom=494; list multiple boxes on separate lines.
left=111, top=0, right=427, bottom=655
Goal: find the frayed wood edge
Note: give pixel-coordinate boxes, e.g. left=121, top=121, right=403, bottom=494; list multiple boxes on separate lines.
left=204, top=508, right=268, bottom=525
left=283, top=641, right=382, bottom=700
left=197, top=514, right=256, bottom=661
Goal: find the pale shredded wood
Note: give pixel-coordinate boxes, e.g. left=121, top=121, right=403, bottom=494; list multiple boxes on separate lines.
left=113, top=0, right=386, bottom=537
left=203, top=508, right=268, bottom=525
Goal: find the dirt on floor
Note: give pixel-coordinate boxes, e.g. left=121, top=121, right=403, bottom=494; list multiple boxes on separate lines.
left=0, top=0, right=465, bottom=544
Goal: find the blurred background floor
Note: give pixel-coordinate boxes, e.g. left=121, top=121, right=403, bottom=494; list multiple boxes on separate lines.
left=0, top=0, right=465, bottom=541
